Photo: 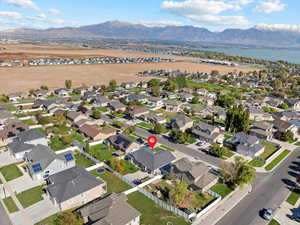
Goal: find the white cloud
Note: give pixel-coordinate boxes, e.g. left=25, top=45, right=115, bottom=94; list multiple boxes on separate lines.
left=0, top=0, right=39, bottom=10
left=48, top=8, right=61, bottom=15
left=0, top=11, right=22, bottom=19
left=160, top=0, right=250, bottom=25
left=256, top=24, right=300, bottom=33
left=254, top=0, right=285, bottom=14
left=49, top=18, right=66, bottom=25
left=138, top=20, right=184, bottom=27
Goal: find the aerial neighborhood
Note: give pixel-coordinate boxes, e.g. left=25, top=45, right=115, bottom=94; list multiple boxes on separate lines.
left=0, top=64, right=300, bottom=225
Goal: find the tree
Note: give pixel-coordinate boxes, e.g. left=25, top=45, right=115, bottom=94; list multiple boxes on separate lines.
left=92, top=109, right=101, bottom=119
left=191, top=96, right=199, bottom=104
left=169, top=182, right=196, bottom=209
left=100, top=85, right=107, bottom=95
left=170, top=130, right=190, bottom=144
left=225, top=104, right=250, bottom=133
left=65, top=80, right=72, bottom=89
left=113, top=121, right=124, bottom=129
left=164, top=79, right=178, bottom=92
left=61, top=135, right=73, bottom=145
left=0, top=94, right=9, bottom=103
left=52, top=211, right=83, bottom=225
left=124, top=126, right=135, bottom=135
left=219, top=156, right=256, bottom=188
left=148, top=79, right=160, bottom=87
left=108, top=158, right=125, bottom=174
left=153, top=123, right=167, bottom=134
left=272, top=79, right=282, bottom=89
left=109, top=80, right=117, bottom=91
left=54, top=114, right=66, bottom=125
left=211, top=70, right=220, bottom=76
left=151, top=85, right=161, bottom=97
left=40, top=85, right=48, bottom=90
left=281, top=130, right=294, bottom=142
left=210, top=144, right=229, bottom=158
left=216, top=94, right=236, bottom=108
left=278, top=103, right=288, bottom=110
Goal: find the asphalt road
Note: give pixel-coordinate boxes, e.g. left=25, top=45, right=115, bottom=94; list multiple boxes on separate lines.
left=216, top=149, right=300, bottom=225
left=0, top=201, right=12, bottom=225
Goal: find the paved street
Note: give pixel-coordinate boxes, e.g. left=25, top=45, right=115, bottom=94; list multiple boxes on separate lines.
left=0, top=201, right=12, bottom=225
left=216, top=149, right=300, bottom=225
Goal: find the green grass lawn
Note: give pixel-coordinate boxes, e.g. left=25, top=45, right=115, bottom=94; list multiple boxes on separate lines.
left=223, top=150, right=235, bottom=159
left=210, top=184, right=234, bottom=199
left=22, top=119, right=37, bottom=126
left=286, top=188, right=300, bottom=205
left=259, top=141, right=278, bottom=160
left=75, top=153, right=95, bottom=168
left=3, top=197, right=19, bottom=213
left=121, top=159, right=139, bottom=175
left=249, top=159, right=265, bottom=167
left=87, top=144, right=116, bottom=162
left=97, top=171, right=132, bottom=193
left=265, top=149, right=291, bottom=171
left=193, top=192, right=215, bottom=209
left=17, top=185, right=44, bottom=208
left=49, top=136, right=70, bottom=151
left=71, top=132, right=86, bottom=143
left=268, top=219, right=280, bottom=225
left=160, top=145, right=176, bottom=152
left=127, top=191, right=190, bottom=225
left=0, top=164, right=23, bottom=182
left=137, top=122, right=153, bottom=130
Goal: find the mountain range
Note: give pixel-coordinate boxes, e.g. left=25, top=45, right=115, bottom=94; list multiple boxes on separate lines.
left=1, top=20, right=300, bottom=47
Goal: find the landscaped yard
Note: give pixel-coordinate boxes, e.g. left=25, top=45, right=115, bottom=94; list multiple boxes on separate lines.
left=0, top=164, right=23, bottom=182
left=265, top=149, right=291, bottom=171
left=3, top=197, right=19, bottom=213
left=75, top=153, right=95, bottom=168
left=17, top=185, right=44, bottom=208
left=286, top=188, right=300, bottom=205
left=259, top=141, right=278, bottom=160
left=268, top=219, right=280, bottom=225
left=87, top=144, right=116, bottom=162
left=22, top=119, right=37, bottom=126
left=137, top=122, right=153, bottom=130
left=210, top=184, right=234, bottom=199
left=121, top=159, right=139, bottom=175
left=49, top=135, right=71, bottom=151
left=127, top=191, right=190, bottom=225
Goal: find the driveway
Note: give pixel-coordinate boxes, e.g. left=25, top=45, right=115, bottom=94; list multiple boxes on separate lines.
left=124, top=171, right=151, bottom=182
left=0, top=151, right=18, bottom=167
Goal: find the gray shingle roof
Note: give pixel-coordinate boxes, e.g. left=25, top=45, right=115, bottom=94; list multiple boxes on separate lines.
left=46, top=166, right=105, bottom=203
left=8, top=141, right=34, bottom=154
left=131, top=147, right=175, bottom=171
left=16, top=130, right=46, bottom=143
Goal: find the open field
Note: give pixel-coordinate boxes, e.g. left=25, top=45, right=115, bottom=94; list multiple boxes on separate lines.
left=0, top=44, right=255, bottom=94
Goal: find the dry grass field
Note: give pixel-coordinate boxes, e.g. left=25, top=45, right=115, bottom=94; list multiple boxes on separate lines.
left=0, top=44, right=255, bottom=94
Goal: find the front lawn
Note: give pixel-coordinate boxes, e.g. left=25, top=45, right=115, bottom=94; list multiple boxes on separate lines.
left=3, top=197, right=19, bottom=213
left=268, top=219, right=280, bottom=225
left=98, top=171, right=132, bottom=193
left=75, top=153, right=95, bottom=168
left=22, top=119, right=37, bottom=126
left=17, top=185, right=44, bottom=208
left=0, top=164, right=23, bottom=182
left=87, top=144, right=116, bottom=162
left=137, top=122, right=153, bottom=130
left=160, top=145, right=176, bottom=152
left=286, top=188, right=300, bottom=205
left=249, top=159, right=265, bottom=167
left=210, top=184, right=234, bottom=199
left=121, top=159, right=139, bottom=175
left=127, top=191, right=190, bottom=225
left=265, top=149, right=291, bottom=171
left=259, top=141, right=278, bottom=160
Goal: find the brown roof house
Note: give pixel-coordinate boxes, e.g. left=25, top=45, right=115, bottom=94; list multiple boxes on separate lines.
left=79, top=125, right=116, bottom=141
left=0, top=121, right=29, bottom=146
left=171, top=114, right=194, bottom=132
left=67, top=111, right=88, bottom=125
left=249, top=121, right=273, bottom=140
left=273, top=119, right=298, bottom=134
left=127, top=106, right=149, bottom=119
left=76, top=193, right=141, bottom=225
left=171, top=158, right=218, bottom=192
left=46, top=166, right=106, bottom=211
left=192, top=121, right=223, bottom=143
left=164, top=100, right=182, bottom=113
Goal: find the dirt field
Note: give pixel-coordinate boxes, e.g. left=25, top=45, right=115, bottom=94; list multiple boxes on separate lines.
left=0, top=44, right=255, bottom=94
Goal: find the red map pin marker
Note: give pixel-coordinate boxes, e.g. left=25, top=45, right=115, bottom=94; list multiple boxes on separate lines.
left=147, top=136, right=157, bottom=149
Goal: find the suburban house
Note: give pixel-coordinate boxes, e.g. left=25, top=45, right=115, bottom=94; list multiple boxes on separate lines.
left=127, top=106, right=149, bottom=119
left=92, top=96, right=110, bottom=107
left=121, top=82, right=138, bottom=89
left=273, top=119, right=298, bottom=134
left=285, top=99, right=300, bottom=110
left=107, top=134, right=140, bottom=154
left=0, top=121, right=29, bottom=146
left=46, top=166, right=106, bottom=211
left=273, top=111, right=300, bottom=121
left=247, top=107, right=273, bottom=121
left=24, top=145, right=76, bottom=180
left=127, top=94, right=148, bottom=104
left=249, top=121, right=273, bottom=140
left=0, top=110, right=15, bottom=126
left=147, top=97, right=164, bottom=109
left=76, top=193, right=140, bottom=225
left=231, top=132, right=265, bottom=158
left=108, top=101, right=127, bottom=112
left=164, top=100, right=182, bottom=112
left=171, top=114, right=193, bottom=131
left=79, top=124, right=102, bottom=141
left=33, top=89, right=49, bottom=99
left=15, top=129, right=48, bottom=146
left=129, top=147, right=176, bottom=174
left=178, top=93, right=193, bottom=103
left=170, top=158, right=218, bottom=192
left=66, top=111, right=88, bottom=125
left=35, top=99, right=58, bottom=112
left=141, top=113, right=167, bottom=124
left=161, top=92, right=177, bottom=99
left=266, top=98, right=283, bottom=108
left=54, top=88, right=72, bottom=97
left=192, top=121, right=223, bottom=143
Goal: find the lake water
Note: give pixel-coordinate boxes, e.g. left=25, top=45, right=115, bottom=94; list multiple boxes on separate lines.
left=201, top=47, right=300, bottom=64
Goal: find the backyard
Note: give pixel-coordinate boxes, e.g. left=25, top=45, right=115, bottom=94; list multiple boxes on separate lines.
left=0, top=164, right=23, bottom=182
left=75, top=153, right=95, bottom=168
left=87, top=144, right=116, bottom=162
left=16, top=185, right=45, bottom=208
left=249, top=141, right=278, bottom=167
left=210, top=184, right=234, bottom=199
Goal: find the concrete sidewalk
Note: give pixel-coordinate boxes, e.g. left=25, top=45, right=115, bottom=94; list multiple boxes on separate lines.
left=193, top=184, right=252, bottom=225
left=274, top=198, right=300, bottom=225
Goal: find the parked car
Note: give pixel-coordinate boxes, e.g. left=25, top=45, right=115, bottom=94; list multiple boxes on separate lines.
left=196, top=141, right=206, bottom=146
left=262, top=208, right=273, bottom=220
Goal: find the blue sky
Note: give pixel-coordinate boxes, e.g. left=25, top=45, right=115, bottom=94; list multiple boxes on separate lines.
left=0, top=0, right=299, bottom=31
